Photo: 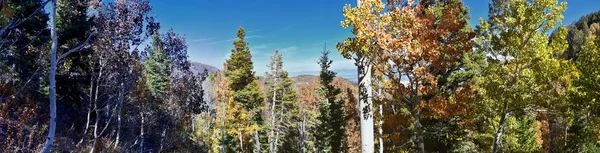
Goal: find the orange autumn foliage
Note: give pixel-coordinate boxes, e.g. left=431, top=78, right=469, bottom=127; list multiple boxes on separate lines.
left=371, top=0, right=476, bottom=151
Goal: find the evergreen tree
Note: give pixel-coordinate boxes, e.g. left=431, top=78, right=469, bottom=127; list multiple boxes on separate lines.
left=0, top=0, right=50, bottom=150
left=55, top=0, right=94, bottom=142
left=278, top=71, right=300, bottom=152
left=314, top=46, right=345, bottom=152
left=225, top=27, right=256, bottom=91
left=144, top=33, right=171, bottom=96
left=223, top=27, right=264, bottom=152
left=0, top=0, right=49, bottom=94
left=264, top=49, right=300, bottom=152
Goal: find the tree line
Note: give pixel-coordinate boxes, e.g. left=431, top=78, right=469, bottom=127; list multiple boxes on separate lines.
left=2, top=0, right=600, bottom=152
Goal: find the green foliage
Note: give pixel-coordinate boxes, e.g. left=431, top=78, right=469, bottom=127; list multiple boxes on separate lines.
left=278, top=74, right=301, bottom=152
left=220, top=27, right=264, bottom=152
left=235, top=81, right=264, bottom=120
left=475, top=0, right=578, bottom=152
left=144, top=33, right=172, bottom=96
left=225, top=26, right=263, bottom=128
left=573, top=28, right=600, bottom=115
left=314, top=49, right=345, bottom=153
left=264, top=49, right=301, bottom=152
left=565, top=19, right=600, bottom=152
left=225, top=27, right=256, bottom=92
left=503, top=114, right=541, bottom=153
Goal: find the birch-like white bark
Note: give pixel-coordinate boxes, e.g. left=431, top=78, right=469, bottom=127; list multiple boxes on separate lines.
left=357, top=53, right=374, bottom=153
left=41, top=1, right=58, bottom=152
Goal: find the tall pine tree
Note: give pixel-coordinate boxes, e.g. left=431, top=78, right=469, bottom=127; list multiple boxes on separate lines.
left=264, top=50, right=300, bottom=152
left=144, top=32, right=171, bottom=96
left=314, top=46, right=345, bottom=152
left=223, top=26, right=264, bottom=152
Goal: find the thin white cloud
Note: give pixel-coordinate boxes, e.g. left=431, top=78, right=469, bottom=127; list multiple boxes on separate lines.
left=245, top=35, right=264, bottom=39
left=251, top=44, right=269, bottom=50
left=279, top=46, right=297, bottom=54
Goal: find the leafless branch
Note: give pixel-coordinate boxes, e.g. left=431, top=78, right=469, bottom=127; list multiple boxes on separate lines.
left=0, top=0, right=51, bottom=37
left=57, top=31, right=96, bottom=61
left=0, top=67, right=42, bottom=102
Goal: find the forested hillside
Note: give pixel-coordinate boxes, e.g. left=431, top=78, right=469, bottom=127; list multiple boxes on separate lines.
left=1, top=0, right=600, bottom=152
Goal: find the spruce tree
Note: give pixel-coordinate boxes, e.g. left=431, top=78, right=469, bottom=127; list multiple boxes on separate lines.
left=144, top=33, right=171, bottom=96
left=265, top=50, right=300, bottom=152
left=225, top=27, right=256, bottom=91
left=223, top=27, right=264, bottom=151
left=315, top=46, right=345, bottom=152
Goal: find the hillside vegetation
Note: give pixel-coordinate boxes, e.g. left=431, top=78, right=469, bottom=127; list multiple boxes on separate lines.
left=1, top=0, right=600, bottom=152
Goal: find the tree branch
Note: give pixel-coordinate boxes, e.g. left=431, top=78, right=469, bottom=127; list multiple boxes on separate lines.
left=0, top=0, right=51, bottom=37
left=57, top=31, right=95, bottom=61
left=0, top=67, right=42, bottom=102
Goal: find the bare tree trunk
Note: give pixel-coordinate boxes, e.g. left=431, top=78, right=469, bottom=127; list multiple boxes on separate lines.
left=159, top=128, right=166, bottom=152
left=77, top=78, right=94, bottom=147
left=140, top=112, right=145, bottom=153
left=274, top=129, right=280, bottom=153
left=356, top=53, right=374, bottom=153
left=269, top=87, right=277, bottom=153
left=409, top=104, right=424, bottom=153
left=90, top=101, right=100, bottom=153
left=377, top=81, right=384, bottom=153
left=492, top=105, right=508, bottom=153
left=90, top=63, right=103, bottom=153
left=115, top=82, right=124, bottom=147
left=41, top=1, right=58, bottom=152
left=298, top=107, right=306, bottom=153
left=378, top=105, right=384, bottom=153
left=254, top=131, right=261, bottom=153
left=274, top=111, right=284, bottom=153
left=239, top=131, right=245, bottom=153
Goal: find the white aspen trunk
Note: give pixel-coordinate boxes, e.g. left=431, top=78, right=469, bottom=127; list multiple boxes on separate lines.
left=357, top=54, right=375, bottom=153
left=240, top=131, right=244, bottom=153
left=159, top=128, right=166, bottom=152
left=140, top=112, right=145, bottom=153
left=492, top=112, right=507, bottom=153
left=378, top=105, right=383, bottom=153
left=115, top=82, right=124, bottom=147
left=274, top=110, right=284, bottom=153
left=492, top=101, right=509, bottom=153
left=90, top=101, right=99, bottom=153
left=41, top=1, right=58, bottom=152
left=254, top=131, right=261, bottom=153
left=377, top=81, right=384, bottom=153
left=354, top=2, right=374, bottom=151
left=269, top=86, right=277, bottom=153
left=77, top=78, right=94, bottom=146
left=89, top=62, right=103, bottom=153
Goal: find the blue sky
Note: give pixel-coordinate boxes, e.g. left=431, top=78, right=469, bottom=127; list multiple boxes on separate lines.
left=149, top=0, right=600, bottom=76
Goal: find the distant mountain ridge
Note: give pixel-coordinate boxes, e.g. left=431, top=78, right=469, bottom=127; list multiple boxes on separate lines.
left=288, top=69, right=358, bottom=84
left=188, top=62, right=219, bottom=75
left=186, top=61, right=357, bottom=83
